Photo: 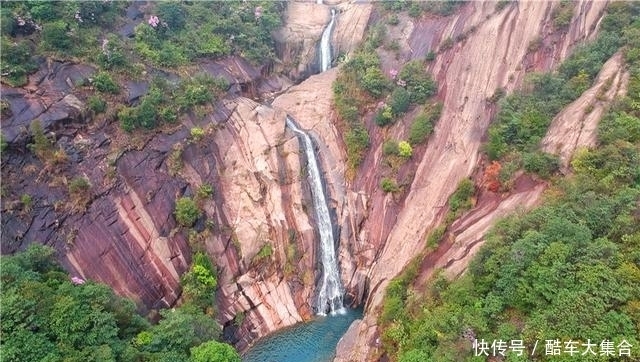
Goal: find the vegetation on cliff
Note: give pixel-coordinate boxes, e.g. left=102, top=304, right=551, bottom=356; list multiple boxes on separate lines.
left=486, top=2, right=640, bottom=186
left=379, top=3, right=640, bottom=361
left=1, top=245, right=238, bottom=361
left=1, top=1, right=283, bottom=134
left=332, top=18, right=439, bottom=182
left=0, top=2, right=291, bottom=357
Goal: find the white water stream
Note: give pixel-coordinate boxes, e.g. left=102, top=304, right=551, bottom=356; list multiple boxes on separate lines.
left=286, top=117, right=344, bottom=315
left=320, top=8, right=336, bottom=72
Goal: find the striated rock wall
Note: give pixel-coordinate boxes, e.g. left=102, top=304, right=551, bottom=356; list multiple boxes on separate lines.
left=274, top=1, right=372, bottom=81
left=207, top=97, right=319, bottom=350
left=541, top=51, right=629, bottom=170
left=274, top=2, right=331, bottom=80
left=333, top=1, right=611, bottom=360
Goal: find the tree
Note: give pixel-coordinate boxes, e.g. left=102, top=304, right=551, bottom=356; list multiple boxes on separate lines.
left=137, top=307, right=221, bottom=355
left=42, top=21, right=72, bottom=50
left=157, top=2, right=186, bottom=31
left=398, top=141, right=413, bottom=158
left=361, top=66, right=390, bottom=98
left=181, top=252, right=218, bottom=310
left=1, top=245, right=149, bottom=361
left=399, top=60, right=437, bottom=103
left=190, top=341, right=240, bottom=362
left=390, top=87, right=411, bottom=115
left=175, top=197, right=201, bottom=227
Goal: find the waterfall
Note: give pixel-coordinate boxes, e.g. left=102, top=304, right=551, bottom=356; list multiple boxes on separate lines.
left=286, top=117, right=344, bottom=315
left=320, top=8, right=336, bottom=72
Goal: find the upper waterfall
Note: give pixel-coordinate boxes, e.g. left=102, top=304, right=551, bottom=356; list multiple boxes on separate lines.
left=320, top=8, right=337, bottom=72
left=285, top=117, right=344, bottom=315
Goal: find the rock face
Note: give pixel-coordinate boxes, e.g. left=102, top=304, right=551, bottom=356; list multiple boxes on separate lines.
left=274, top=2, right=329, bottom=80
left=541, top=51, right=629, bottom=171
left=333, top=1, right=612, bottom=360
left=1, top=60, right=95, bottom=145
left=208, top=97, right=320, bottom=350
left=0, top=54, right=319, bottom=350
left=274, top=1, right=372, bottom=81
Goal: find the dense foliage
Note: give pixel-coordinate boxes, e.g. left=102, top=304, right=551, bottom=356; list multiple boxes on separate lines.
left=1, top=245, right=239, bottom=361
left=118, top=75, right=227, bottom=132
left=333, top=21, right=438, bottom=174
left=133, top=2, right=282, bottom=66
left=409, top=103, right=442, bottom=145
left=181, top=251, right=218, bottom=313
left=1, top=1, right=281, bottom=133
left=486, top=3, right=640, bottom=182
left=175, top=196, right=201, bottom=227
left=379, top=3, right=640, bottom=361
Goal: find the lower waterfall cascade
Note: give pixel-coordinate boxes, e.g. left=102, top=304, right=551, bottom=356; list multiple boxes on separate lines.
left=285, top=117, right=345, bottom=315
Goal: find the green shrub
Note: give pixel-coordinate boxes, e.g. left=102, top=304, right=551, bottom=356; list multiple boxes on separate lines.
left=68, top=176, right=90, bottom=194
left=190, top=127, right=206, bottom=142
left=399, top=60, right=437, bottom=103
left=1, top=132, right=7, bottom=152
left=117, top=85, right=164, bottom=131
left=20, top=194, right=33, bottom=212
left=181, top=251, right=217, bottom=310
left=175, top=74, right=227, bottom=112
left=252, top=243, right=273, bottom=265
left=552, top=0, right=574, bottom=29
left=439, top=37, right=454, bottom=51
left=408, top=3, right=423, bottom=18
left=381, top=177, right=399, bottom=193
left=196, top=184, right=213, bottom=199
left=522, top=151, right=559, bottom=178
left=87, top=96, right=107, bottom=114
left=364, top=24, right=386, bottom=50
left=449, top=178, right=474, bottom=214
left=409, top=103, right=441, bottom=145
left=375, top=105, right=394, bottom=127
left=190, top=340, right=240, bottom=362
left=361, top=66, right=390, bottom=98
left=345, top=125, right=370, bottom=170
left=28, top=120, right=53, bottom=161
left=159, top=106, right=178, bottom=124
left=390, top=87, right=411, bottom=115
left=426, top=225, right=446, bottom=249
left=42, top=21, right=72, bottom=51
left=175, top=197, right=200, bottom=227
left=118, top=107, right=136, bottom=132
left=97, top=34, right=127, bottom=70
left=93, top=71, right=119, bottom=94
left=425, top=51, right=436, bottom=61
left=383, top=140, right=400, bottom=156
left=398, top=141, right=413, bottom=158
left=0, top=37, right=37, bottom=87
left=382, top=0, right=406, bottom=12
left=176, top=83, right=211, bottom=110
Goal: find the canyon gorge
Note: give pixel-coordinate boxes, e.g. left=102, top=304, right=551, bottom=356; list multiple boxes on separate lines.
left=1, top=1, right=634, bottom=361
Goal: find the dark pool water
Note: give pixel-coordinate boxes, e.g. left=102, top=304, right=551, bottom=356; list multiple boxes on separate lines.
left=242, top=308, right=363, bottom=362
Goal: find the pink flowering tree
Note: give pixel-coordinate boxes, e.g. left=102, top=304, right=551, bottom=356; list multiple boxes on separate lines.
left=148, top=15, right=159, bottom=28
